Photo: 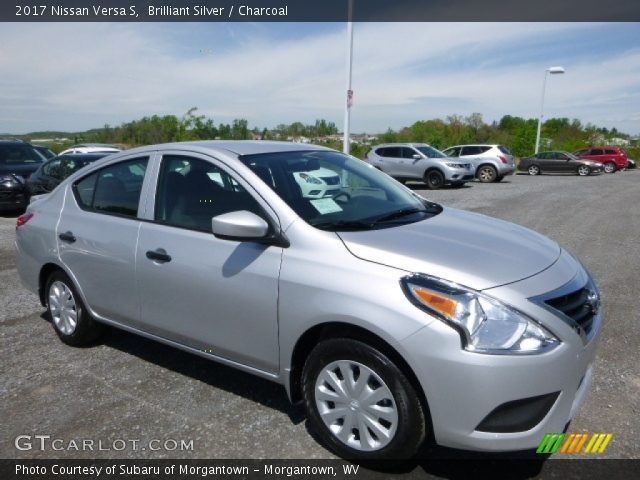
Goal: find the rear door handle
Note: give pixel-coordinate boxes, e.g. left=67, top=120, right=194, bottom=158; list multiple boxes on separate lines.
left=58, top=231, right=76, bottom=243
left=146, top=249, right=171, bottom=263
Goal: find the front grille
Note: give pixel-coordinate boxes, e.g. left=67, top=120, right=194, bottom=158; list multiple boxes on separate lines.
left=545, top=288, right=596, bottom=335
left=321, top=176, right=340, bottom=185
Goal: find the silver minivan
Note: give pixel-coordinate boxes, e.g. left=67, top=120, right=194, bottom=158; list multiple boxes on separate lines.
left=16, top=141, right=601, bottom=460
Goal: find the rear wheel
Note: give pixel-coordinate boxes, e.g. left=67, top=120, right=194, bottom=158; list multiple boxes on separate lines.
left=302, top=338, right=426, bottom=460
left=528, top=165, right=541, bottom=176
left=477, top=165, right=498, bottom=183
left=46, top=271, right=103, bottom=346
left=424, top=170, right=445, bottom=190
left=577, top=165, right=591, bottom=176
left=495, top=175, right=505, bottom=182
left=603, top=162, right=616, bottom=174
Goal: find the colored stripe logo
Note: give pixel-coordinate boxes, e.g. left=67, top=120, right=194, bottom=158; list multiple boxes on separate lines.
left=537, top=433, right=613, bottom=454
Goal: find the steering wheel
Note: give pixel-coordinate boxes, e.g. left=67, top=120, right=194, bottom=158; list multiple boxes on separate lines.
left=333, top=191, right=351, bottom=204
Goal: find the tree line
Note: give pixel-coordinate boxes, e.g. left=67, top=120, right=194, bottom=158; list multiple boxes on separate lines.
left=34, top=108, right=637, bottom=159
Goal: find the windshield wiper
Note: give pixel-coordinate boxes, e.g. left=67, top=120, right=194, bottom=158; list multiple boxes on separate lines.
left=313, top=220, right=375, bottom=231
left=373, top=207, right=427, bottom=223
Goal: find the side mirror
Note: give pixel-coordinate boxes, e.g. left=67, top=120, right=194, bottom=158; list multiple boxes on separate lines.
left=211, top=210, right=269, bottom=240
left=412, top=154, right=422, bottom=160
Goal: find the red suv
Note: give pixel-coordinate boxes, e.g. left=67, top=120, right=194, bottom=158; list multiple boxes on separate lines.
left=573, top=147, right=629, bottom=173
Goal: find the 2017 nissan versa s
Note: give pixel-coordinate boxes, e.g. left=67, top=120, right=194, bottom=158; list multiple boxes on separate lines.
left=15, top=141, right=601, bottom=460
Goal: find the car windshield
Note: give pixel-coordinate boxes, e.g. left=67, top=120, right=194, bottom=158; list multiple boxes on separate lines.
left=0, top=145, right=45, bottom=165
left=563, top=152, right=580, bottom=160
left=415, top=146, right=446, bottom=158
left=240, top=150, right=441, bottom=231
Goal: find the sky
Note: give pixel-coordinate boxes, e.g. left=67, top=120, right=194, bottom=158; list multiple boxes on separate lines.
left=1, top=22, right=639, bottom=135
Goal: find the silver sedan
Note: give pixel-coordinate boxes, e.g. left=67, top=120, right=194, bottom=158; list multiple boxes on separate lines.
left=16, top=141, right=601, bottom=459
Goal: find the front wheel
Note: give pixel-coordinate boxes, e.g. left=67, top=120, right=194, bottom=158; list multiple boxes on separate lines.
left=302, top=339, right=426, bottom=460
left=46, top=271, right=104, bottom=346
left=424, top=170, right=445, bottom=190
left=528, top=165, right=541, bottom=176
left=603, top=162, right=616, bottom=174
left=577, top=165, right=591, bottom=176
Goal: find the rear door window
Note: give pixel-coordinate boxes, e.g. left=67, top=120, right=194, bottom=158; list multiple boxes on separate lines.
left=73, top=157, right=149, bottom=218
left=461, top=146, right=482, bottom=155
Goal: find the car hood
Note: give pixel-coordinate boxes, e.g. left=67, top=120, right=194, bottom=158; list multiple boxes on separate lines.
left=337, top=207, right=561, bottom=290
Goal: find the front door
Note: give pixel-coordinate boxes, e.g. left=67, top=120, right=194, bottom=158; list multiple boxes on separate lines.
left=135, top=153, right=282, bottom=373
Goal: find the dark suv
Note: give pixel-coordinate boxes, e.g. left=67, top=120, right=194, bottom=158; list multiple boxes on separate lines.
left=0, top=140, right=46, bottom=212
left=572, top=147, right=629, bottom=173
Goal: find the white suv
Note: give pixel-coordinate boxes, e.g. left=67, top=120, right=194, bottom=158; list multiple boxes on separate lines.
left=442, top=144, right=515, bottom=183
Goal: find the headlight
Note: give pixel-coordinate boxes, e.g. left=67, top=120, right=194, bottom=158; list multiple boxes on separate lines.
left=401, top=275, right=559, bottom=354
left=0, top=174, right=20, bottom=184
left=445, top=162, right=466, bottom=168
left=299, top=173, right=322, bottom=184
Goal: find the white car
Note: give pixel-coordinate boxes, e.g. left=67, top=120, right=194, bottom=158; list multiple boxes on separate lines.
left=293, top=166, right=341, bottom=198
left=442, top=144, right=515, bottom=183
left=59, top=144, right=121, bottom=155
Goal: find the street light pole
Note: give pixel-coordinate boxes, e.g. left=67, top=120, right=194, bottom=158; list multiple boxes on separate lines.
left=343, top=0, right=354, bottom=154
left=535, top=66, right=565, bottom=154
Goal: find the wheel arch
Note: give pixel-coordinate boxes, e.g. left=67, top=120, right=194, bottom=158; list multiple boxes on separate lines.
left=288, top=322, right=432, bottom=425
left=38, top=262, right=66, bottom=306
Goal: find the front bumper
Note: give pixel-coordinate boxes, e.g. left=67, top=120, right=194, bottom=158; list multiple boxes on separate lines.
left=400, top=250, right=601, bottom=452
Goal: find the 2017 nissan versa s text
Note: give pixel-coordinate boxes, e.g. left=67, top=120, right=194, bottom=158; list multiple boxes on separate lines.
left=15, top=141, right=601, bottom=460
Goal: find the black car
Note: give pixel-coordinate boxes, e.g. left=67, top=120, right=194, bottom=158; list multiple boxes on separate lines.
left=0, top=140, right=45, bottom=212
left=27, top=153, right=112, bottom=196
left=518, top=151, right=604, bottom=176
left=32, top=144, right=57, bottom=160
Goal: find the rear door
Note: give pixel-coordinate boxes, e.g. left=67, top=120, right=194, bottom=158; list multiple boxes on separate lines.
left=376, top=147, right=403, bottom=177
left=57, top=154, right=151, bottom=325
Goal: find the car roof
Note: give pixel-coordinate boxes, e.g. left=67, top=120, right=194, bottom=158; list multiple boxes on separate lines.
left=55, top=153, right=112, bottom=160
left=447, top=144, right=499, bottom=148
left=371, top=143, right=431, bottom=148
left=117, top=140, right=332, bottom=157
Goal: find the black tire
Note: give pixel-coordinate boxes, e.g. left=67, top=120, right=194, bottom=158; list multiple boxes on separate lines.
left=495, top=175, right=504, bottom=182
left=45, top=270, right=104, bottom=346
left=603, top=162, right=616, bottom=174
left=577, top=165, right=591, bottom=176
left=476, top=165, right=498, bottom=183
left=302, top=338, right=426, bottom=460
left=423, top=170, right=445, bottom=190
left=528, top=164, right=541, bottom=176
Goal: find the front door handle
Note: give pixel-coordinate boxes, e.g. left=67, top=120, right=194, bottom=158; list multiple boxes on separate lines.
left=58, top=231, right=76, bottom=243
left=146, top=249, right=171, bottom=263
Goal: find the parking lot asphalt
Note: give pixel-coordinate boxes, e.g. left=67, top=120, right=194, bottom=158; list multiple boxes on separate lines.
left=1, top=171, right=639, bottom=468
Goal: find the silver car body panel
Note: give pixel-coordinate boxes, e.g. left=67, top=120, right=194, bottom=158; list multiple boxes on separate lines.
left=366, top=143, right=474, bottom=183
left=15, top=140, right=601, bottom=453
left=444, top=144, right=516, bottom=177
left=337, top=208, right=561, bottom=291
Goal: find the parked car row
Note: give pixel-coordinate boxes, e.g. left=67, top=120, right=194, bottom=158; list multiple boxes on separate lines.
left=519, top=147, right=633, bottom=176
left=0, top=140, right=121, bottom=212
left=364, top=142, right=634, bottom=189
left=366, top=143, right=516, bottom=189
